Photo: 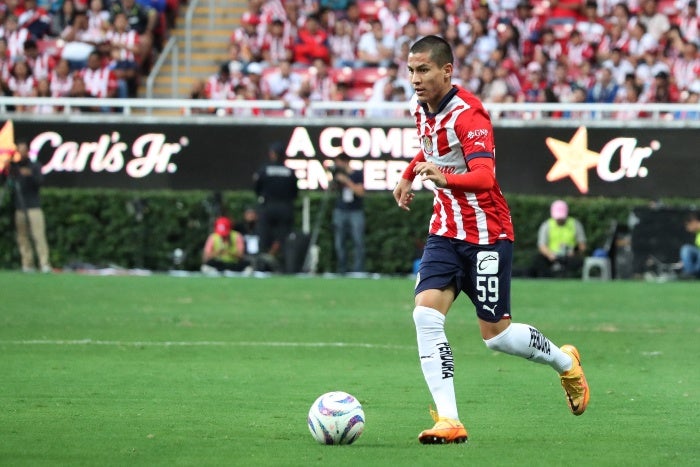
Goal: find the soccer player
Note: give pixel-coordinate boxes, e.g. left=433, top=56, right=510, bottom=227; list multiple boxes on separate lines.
left=392, top=35, right=590, bottom=445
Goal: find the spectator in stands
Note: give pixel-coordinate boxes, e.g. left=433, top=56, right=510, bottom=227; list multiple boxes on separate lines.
left=49, top=58, right=74, bottom=97
left=477, top=64, right=510, bottom=103
left=109, top=0, right=157, bottom=67
left=262, top=59, right=301, bottom=99
left=33, top=78, right=56, bottom=113
left=627, top=22, right=659, bottom=64
left=260, top=17, right=293, bottom=66
left=596, top=22, right=630, bottom=63
left=453, top=62, right=481, bottom=93
left=17, top=0, right=51, bottom=39
left=357, top=18, right=395, bottom=67
left=23, top=38, right=55, bottom=81
left=292, top=13, right=331, bottom=66
left=677, top=1, right=698, bottom=43
left=575, top=0, right=606, bottom=46
left=587, top=66, right=619, bottom=103
left=638, top=0, right=671, bottom=40
left=241, top=61, right=264, bottom=99
left=534, top=27, right=564, bottom=63
left=614, top=78, right=645, bottom=120
left=79, top=50, right=118, bottom=104
left=231, top=12, right=264, bottom=64
left=472, top=19, right=499, bottom=64
left=602, top=47, right=636, bottom=86
left=7, top=59, right=37, bottom=112
left=328, top=18, right=357, bottom=68
left=645, top=70, right=680, bottom=104
left=4, top=15, right=29, bottom=61
left=0, top=38, right=12, bottom=95
left=66, top=75, right=99, bottom=113
left=377, top=0, right=412, bottom=41
left=529, top=199, right=587, bottom=278
left=86, top=0, right=111, bottom=43
left=414, top=0, right=440, bottom=37
left=563, top=29, right=594, bottom=67
left=49, top=0, right=75, bottom=38
left=106, top=12, right=140, bottom=97
left=547, top=61, right=577, bottom=104
left=60, top=10, right=99, bottom=71
left=671, top=41, right=700, bottom=92
left=308, top=58, right=336, bottom=102
left=518, top=60, right=547, bottom=103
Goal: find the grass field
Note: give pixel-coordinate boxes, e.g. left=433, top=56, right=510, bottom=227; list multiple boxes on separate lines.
left=1, top=272, right=698, bottom=466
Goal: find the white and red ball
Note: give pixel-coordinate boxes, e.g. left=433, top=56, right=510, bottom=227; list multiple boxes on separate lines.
left=307, top=391, right=365, bottom=445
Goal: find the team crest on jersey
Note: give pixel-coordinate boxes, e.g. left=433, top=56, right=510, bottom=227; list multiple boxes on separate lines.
left=422, top=136, right=433, bottom=155
left=476, top=251, right=499, bottom=275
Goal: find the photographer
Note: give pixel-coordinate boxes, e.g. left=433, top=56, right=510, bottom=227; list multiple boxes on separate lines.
left=1, top=140, right=52, bottom=273
left=331, top=153, right=365, bottom=275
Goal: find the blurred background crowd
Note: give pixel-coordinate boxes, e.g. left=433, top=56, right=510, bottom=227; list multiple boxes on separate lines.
left=1, top=0, right=699, bottom=118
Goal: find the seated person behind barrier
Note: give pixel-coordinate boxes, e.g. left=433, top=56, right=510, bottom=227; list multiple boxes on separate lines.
left=679, top=212, right=700, bottom=279
left=201, top=216, right=251, bottom=273
left=530, top=200, right=587, bottom=278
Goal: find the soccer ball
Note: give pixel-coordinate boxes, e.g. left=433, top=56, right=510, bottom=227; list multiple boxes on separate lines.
left=307, top=391, right=365, bottom=445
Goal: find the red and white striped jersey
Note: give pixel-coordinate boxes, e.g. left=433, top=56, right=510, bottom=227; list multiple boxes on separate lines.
left=409, top=85, right=514, bottom=245
left=26, top=53, right=55, bottom=81
left=80, top=66, right=118, bottom=97
left=7, top=28, right=29, bottom=61
left=8, top=75, right=37, bottom=97
left=107, top=30, right=140, bottom=62
left=49, top=70, right=74, bottom=97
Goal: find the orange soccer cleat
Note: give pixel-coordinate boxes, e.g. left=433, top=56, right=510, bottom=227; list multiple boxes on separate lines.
left=418, top=408, right=468, bottom=444
left=560, top=344, right=590, bottom=416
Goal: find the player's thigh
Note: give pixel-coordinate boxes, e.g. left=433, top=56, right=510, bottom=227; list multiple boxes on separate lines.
left=461, top=240, right=513, bottom=323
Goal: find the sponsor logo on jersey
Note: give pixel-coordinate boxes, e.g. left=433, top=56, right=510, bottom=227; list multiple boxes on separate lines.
left=467, top=129, right=489, bottom=139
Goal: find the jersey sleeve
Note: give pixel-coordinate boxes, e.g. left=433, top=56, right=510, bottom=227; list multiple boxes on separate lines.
left=401, top=150, right=425, bottom=181
left=454, top=105, right=495, bottom=163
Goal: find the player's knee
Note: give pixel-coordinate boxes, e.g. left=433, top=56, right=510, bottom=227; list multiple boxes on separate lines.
left=413, top=305, right=442, bottom=328
left=483, top=326, right=510, bottom=352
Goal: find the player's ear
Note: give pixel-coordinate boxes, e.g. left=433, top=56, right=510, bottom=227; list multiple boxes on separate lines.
left=443, top=63, right=453, bottom=82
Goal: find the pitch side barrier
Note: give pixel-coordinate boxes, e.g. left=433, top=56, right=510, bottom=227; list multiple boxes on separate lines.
left=4, top=102, right=699, bottom=198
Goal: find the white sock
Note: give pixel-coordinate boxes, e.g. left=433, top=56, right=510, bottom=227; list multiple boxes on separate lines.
left=483, top=322, right=573, bottom=374
left=413, top=305, right=459, bottom=420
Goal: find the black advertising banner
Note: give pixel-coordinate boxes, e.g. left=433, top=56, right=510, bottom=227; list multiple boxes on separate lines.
left=8, top=120, right=699, bottom=198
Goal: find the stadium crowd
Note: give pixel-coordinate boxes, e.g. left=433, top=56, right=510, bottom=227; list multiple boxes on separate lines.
left=0, top=0, right=180, bottom=111
left=1, top=0, right=699, bottom=118
left=206, top=0, right=700, bottom=119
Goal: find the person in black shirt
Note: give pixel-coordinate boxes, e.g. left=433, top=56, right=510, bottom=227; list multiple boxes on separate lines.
left=331, top=153, right=365, bottom=274
left=1, top=140, right=52, bottom=272
left=253, top=142, right=299, bottom=269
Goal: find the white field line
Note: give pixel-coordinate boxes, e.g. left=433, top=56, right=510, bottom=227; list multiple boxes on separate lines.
left=0, top=339, right=413, bottom=350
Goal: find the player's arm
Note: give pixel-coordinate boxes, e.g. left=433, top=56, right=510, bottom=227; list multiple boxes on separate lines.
left=393, top=151, right=425, bottom=211
left=415, top=156, right=495, bottom=192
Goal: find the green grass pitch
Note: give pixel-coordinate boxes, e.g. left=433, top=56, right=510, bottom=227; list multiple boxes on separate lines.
left=1, top=272, right=698, bottom=466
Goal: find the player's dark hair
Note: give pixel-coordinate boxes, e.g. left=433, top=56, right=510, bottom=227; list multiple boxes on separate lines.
left=409, top=35, right=453, bottom=66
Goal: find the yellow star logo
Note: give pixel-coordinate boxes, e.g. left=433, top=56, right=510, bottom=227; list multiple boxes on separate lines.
left=0, top=120, right=17, bottom=172
left=545, top=126, right=600, bottom=194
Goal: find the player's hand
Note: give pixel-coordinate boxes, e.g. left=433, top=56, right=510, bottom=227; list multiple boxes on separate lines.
left=393, top=178, right=414, bottom=211
left=414, top=162, right=447, bottom=187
